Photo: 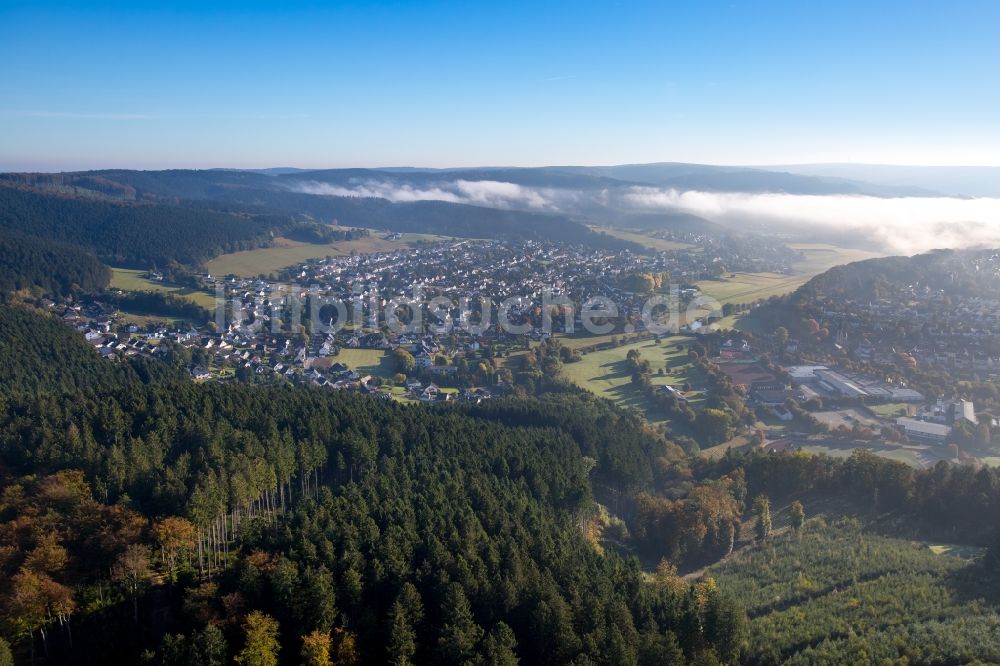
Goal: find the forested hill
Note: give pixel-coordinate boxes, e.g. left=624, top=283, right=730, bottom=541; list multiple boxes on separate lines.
left=791, top=248, right=1000, bottom=303
left=0, top=171, right=645, bottom=252
left=0, top=229, right=110, bottom=298
left=0, top=304, right=744, bottom=665
left=252, top=195, right=640, bottom=250
left=0, top=184, right=286, bottom=267
left=0, top=304, right=182, bottom=396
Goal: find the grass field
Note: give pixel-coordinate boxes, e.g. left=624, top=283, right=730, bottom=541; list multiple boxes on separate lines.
left=927, top=543, right=986, bottom=558
left=812, top=408, right=881, bottom=430
left=332, top=348, right=395, bottom=378
left=694, top=244, right=883, bottom=305
left=116, top=311, right=175, bottom=326
left=559, top=337, right=706, bottom=421
left=558, top=331, right=641, bottom=352
left=205, top=231, right=451, bottom=277
left=589, top=226, right=695, bottom=252
left=110, top=268, right=218, bottom=309
left=868, top=402, right=914, bottom=419
left=798, top=442, right=928, bottom=468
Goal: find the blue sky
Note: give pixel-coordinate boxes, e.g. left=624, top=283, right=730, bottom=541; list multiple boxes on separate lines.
left=1, top=0, right=998, bottom=170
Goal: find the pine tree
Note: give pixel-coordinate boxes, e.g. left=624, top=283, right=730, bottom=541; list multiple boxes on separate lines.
left=753, top=495, right=772, bottom=543
left=479, top=622, right=518, bottom=665
left=193, top=625, right=228, bottom=666
left=298, top=566, right=337, bottom=634
left=387, top=600, right=417, bottom=666
left=790, top=500, right=805, bottom=532
left=435, top=583, right=483, bottom=665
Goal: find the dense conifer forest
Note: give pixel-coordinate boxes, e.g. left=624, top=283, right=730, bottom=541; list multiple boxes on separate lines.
left=0, top=185, right=285, bottom=268
left=0, top=173, right=644, bottom=254
left=0, top=230, right=110, bottom=298
left=1, top=302, right=999, bottom=664
left=0, top=304, right=746, bottom=664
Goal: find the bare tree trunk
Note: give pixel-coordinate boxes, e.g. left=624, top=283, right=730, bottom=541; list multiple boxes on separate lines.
left=198, top=532, right=205, bottom=577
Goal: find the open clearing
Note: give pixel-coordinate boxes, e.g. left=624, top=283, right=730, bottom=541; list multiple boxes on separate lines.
left=205, top=231, right=451, bottom=277
left=589, top=226, right=695, bottom=252
left=798, top=442, right=930, bottom=469
left=812, top=408, right=881, bottom=430
left=694, top=244, right=883, bottom=305
left=110, top=268, right=218, bottom=309
left=330, top=348, right=395, bottom=378
left=559, top=336, right=706, bottom=421
left=868, top=402, right=915, bottom=419
left=927, top=543, right=985, bottom=558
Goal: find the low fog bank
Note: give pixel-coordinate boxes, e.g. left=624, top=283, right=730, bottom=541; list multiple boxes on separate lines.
left=625, top=189, right=1000, bottom=255
left=290, top=179, right=1000, bottom=255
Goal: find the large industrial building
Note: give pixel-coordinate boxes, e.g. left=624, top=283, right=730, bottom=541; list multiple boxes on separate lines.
left=896, top=417, right=951, bottom=443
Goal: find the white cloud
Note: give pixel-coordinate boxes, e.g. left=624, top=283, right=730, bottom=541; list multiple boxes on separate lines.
left=453, top=180, right=553, bottom=209
left=290, top=178, right=1000, bottom=255
left=623, top=187, right=1000, bottom=254
left=290, top=179, right=558, bottom=209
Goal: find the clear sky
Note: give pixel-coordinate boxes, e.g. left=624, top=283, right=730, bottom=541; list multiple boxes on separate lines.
left=1, top=0, right=999, bottom=171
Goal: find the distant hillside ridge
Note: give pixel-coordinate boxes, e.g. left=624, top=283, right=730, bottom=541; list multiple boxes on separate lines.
left=0, top=183, right=287, bottom=268
left=0, top=171, right=647, bottom=252
left=791, top=248, right=1000, bottom=302
left=0, top=227, right=111, bottom=298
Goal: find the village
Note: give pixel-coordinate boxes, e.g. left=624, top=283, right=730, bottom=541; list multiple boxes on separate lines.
left=41, top=235, right=1000, bottom=469
left=47, top=236, right=796, bottom=394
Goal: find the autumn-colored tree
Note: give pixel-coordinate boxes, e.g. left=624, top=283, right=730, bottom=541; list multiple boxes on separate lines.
left=235, top=611, right=280, bottom=666
left=0, top=637, right=12, bottom=666
left=36, top=470, right=91, bottom=509
left=23, top=533, right=69, bottom=576
left=41, top=577, right=76, bottom=645
left=6, top=569, right=48, bottom=659
left=694, top=576, right=718, bottom=613
left=654, top=559, right=688, bottom=597
left=5, top=568, right=75, bottom=659
left=300, top=629, right=333, bottom=666
left=331, top=627, right=358, bottom=666
left=153, top=516, right=197, bottom=580
left=112, top=544, right=153, bottom=624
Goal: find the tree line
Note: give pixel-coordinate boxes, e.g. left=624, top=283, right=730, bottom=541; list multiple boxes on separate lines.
left=0, top=185, right=288, bottom=268
left=0, top=229, right=110, bottom=299
left=0, top=303, right=745, bottom=664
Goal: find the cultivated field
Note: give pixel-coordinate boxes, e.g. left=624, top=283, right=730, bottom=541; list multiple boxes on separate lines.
left=205, top=231, right=451, bottom=277
left=694, top=244, right=884, bottom=305
left=708, top=521, right=1000, bottom=664
left=588, top=226, right=695, bottom=252
left=110, top=268, right=218, bottom=309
